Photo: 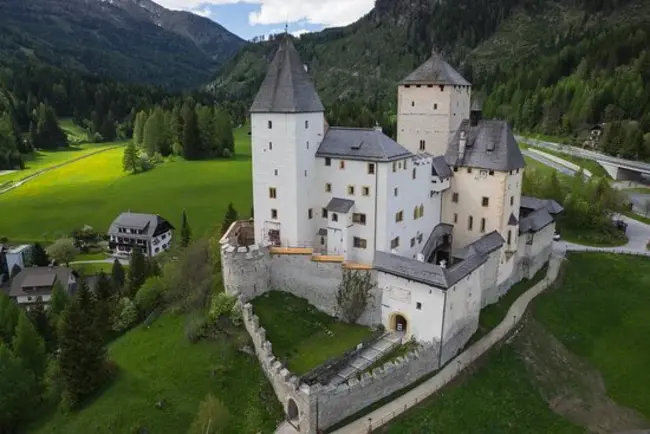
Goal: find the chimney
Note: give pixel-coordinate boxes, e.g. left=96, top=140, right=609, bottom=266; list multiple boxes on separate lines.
left=439, top=259, right=447, bottom=269
left=374, top=122, right=383, bottom=133
left=459, top=131, right=467, bottom=158
left=416, top=253, right=425, bottom=262
left=303, top=64, right=308, bottom=73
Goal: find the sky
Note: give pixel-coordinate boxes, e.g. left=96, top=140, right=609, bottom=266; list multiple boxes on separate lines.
left=153, top=0, right=375, bottom=40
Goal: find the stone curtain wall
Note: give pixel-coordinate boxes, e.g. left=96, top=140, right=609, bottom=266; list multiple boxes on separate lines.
left=221, top=243, right=272, bottom=300
left=315, top=341, right=441, bottom=430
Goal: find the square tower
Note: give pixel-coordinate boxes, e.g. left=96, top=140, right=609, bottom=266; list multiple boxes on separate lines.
left=397, top=51, right=471, bottom=157
left=250, top=37, right=325, bottom=248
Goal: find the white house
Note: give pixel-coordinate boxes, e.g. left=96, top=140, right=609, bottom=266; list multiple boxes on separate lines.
left=10, top=267, right=77, bottom=307
left=107, top=212, right=174, bottom=258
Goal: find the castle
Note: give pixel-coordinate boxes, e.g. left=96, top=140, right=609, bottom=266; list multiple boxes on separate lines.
left=220, top=37, right=562, bottom=433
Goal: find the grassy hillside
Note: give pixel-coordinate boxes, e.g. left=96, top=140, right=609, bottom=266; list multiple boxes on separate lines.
left=28, top=314, right=283, bottom=434
left=0, top=128, right=252, bottom=242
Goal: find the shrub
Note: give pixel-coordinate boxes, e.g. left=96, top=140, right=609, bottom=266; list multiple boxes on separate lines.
left=209, top=293, right=237, bottom=322
left=230, top=304, right=243, bottom=326
left=185, top=312, right=210, bottom=343
left=188, top=393, right=230, bottom=434
left=221, top=148, right=232, bottom=159
left=112, top=298, right=138, bottom=332
left=135, top=276, right=166, bottom=315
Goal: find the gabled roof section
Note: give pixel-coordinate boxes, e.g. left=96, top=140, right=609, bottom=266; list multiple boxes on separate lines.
left=400, top=51, right=470, bottom=86
left=520, top=196, right=564, bottom=215
left=453, top=231, right=505, bottom=261
left=375, top=251, right=449, bottom=288
left=250, top=37, right=324, bottom=113
left=431, top=156, right=452, bottom=179
left=519, top=208, right=555, bottom=234
left=446, top=120, right=526, bottom=172
left=108, top=213, right=174, bottom=239
left=326, top=198, right=355, bottom=213
left=316, top=127, right=412, bottom=162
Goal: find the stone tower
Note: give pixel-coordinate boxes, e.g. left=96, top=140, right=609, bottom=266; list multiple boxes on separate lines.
left=249, top=36, right=326, bottom=248
left=396, top=51, right=472, bottom=157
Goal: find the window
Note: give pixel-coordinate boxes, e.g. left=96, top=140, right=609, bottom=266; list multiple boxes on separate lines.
left=353, top=237, right=367, bottom=249
left=508, top=230, right=512, bottom=245
left=416, top=302, right=422, bottom=310
left=468, top=215, right=474, bottom=231
left=482, top=197, right=489, bottom=207
left=510, top=196, right=514, bottom=206
left=362, top=186, right=370, bottom=196
left=322, top=208, right=328, bottom=218
left=395, top=211, right=404, bottom=223
left=325, top=158, right=331, bottom=166
left=411, top=101, right=415, bottom=107
left=325, top=183, right=332, bottom=193
left=394, top=188, right=399, bottom=197
left=489, top=170, right=495, bottom=176
left=304, top=170, right=308, bottom=177
left=308, top=209, right=313, bottom=219
left=433, top=103, right=438, bottom=110
left=268, top=121, right=272, bottom=129
left=390, top=237, right=400, bottom=249
left=332, top=213, right=338, bottom=222
left=453, top=167, right=459, bottom=172
left=269, top=142, right=273, bottom=150
left=526, top=234, right=534, bottom=246
left=306, top=142, right=309, bottom=150
left=305, top=120, right=309, bottom=129
left=155, top=247, right=160, bottom=253
left=353, top=213, right=367, bottom=225
left=412, top=168, right=416, bottom=179
left=274, top=169, right=278, bottom=176
left=417, top=233, right=424, bottom=244
left=481, top=218, right=486, bottom=233
left=453, top=213, right=458, bottom=223
left=404, top=160, right=408, bottom=170
left=392, top=162, right=397, bottom=172
left=413, top=206, right=419, bottom=220
left=419, top=205, right=424, bottom=218
left=271, top=209, right=278, bottom=219
left=419, top=140, right=426, bottom=151
left=269, top=188, right=277, bottom=199
left=368, top=163, right=375, bottom=175
left=340, top=160, right=345, bottom=169
left=452, top=192, right=459, bottom=203
left=410, top=238, right=416, bottom=248
left=398, top=162, right=402, bottom=169
left=321, top=237, right=325, bottom=246
left=347, top=185, right=355, bottom=195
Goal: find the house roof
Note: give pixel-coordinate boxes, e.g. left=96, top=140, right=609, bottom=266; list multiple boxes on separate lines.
left=519, top=208, right=555, bottom=234
left=445, top=120, right=526, bottom=172
left=108, top=212, right=174, bottom=239
left=421, top=223, right=454, bottom=260
left=326, top=198, right=355, bottom=214
left=520, top=196, right=564, bottom=215
left=250, top=37, right=324, bottom=113
left=8, top=244, right=31, bottom=254
left=316, top=127, right=412, bottom=162
left=454, top=231, right=505, bottom=261
left=10, top=267, right=75, bottom=299
left=400, top=51, right=470, bottom=86
left=431, top=155, right=452, bottom=179
left=317, top=228, right=327, bottom=236
left=508, top=213, right=519, bottom=226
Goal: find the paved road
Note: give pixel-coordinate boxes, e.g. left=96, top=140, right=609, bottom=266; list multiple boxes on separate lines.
left=517, top=136, right=650, bottom=173
left=522, top=149, right=577, bottom=176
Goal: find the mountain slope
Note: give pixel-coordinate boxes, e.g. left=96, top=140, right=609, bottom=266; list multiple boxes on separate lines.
left=0, top=0, right=245, bottom=89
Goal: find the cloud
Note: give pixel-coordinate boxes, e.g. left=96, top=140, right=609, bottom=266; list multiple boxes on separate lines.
left=291, top=29, right=310, bottom=37
left=153, top=0, right=374, bottom=27
left=191, top=7, right=214, bottom=18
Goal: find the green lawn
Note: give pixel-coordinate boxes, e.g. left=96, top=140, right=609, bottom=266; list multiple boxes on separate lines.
left=59, top=119, right=90, bottom=144
left=28, top=314, right=283, bottom=434
left=380, top=344, right=582, bottom=434
left=251, top=292, right=374, bottom=375
left=623, top=211, right=650, bottom=225
left=622, top=187, right=650, bottom=194
left=75, top=252, right=110, bottom=262
left=72, top=263, right=115, bottom=276
left=534, top=253, right=650, bottom=419
left=0, top=127, right=252, bottom=242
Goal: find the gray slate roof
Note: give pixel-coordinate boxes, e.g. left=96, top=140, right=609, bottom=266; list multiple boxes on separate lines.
left=454, top=231, right=505, bottom=261
left=316, top=127, right=412, bottom=162
left=508, top=213, right=519, bottom=226
left=520, top=196, right=564, bottom=215
left=519, top=208, right=554, bottom=234
left=10, top=267, right=75, bottom=299
left=108, top=212, right=173, bottom=239
left=431, top=155, right=452, bottom=178
left=250, top=37, right=324, bottom=113
left=421, top=223, right=453, bottom=260
left=445, top=120, right=526, bottom=172
left=326, top=198, right=355, bottom=213
left=401, top=51, right=470, bottom=86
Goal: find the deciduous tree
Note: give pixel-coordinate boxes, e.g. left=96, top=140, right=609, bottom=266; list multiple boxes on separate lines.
left=46, top=237, right=76, bottom=266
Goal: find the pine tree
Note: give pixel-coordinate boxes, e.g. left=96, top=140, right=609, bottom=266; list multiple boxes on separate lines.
left=111, top=259, right=126, bottom=292
left=0, top=293, right=19, bottom=345
left=221, top=203, right=239, bottom=235
left=215, top=109, right=235, bottom=157
left=122, top=142, right=140, bottom=174
left=127, top=248, right=147, bottom=297
left=49, top=280, right=69, bottom=320
left=133, top=111, right=148, bottom=146
left=181, top=209, right=192, bottom=248
left=182, top=105, right=201, bottom=160
left=12, top=312, right=47, bottom=382
left=95, top=271, right=113, bottom=301
left=143, top=108, right=165, bottom=157
left=27, top=301, right=53, bottom=352
left=0, top=344, right=38, bottom=432
left=58, top=282, right=106, bottom=408
left=31, top=242, right=50, bottom=267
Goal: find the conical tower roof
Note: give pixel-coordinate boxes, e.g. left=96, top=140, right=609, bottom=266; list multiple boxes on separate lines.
left=250, top=37, right=324, bottom=113
left=401, top=50, right=470, bottom=86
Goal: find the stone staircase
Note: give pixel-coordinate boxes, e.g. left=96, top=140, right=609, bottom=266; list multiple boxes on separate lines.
left=329, top=332, right=404, bottom=386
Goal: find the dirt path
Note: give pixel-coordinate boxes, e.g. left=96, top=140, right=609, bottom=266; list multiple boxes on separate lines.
left=515, top=319, right=650, bottom=433
left=0, top=145, right=121, bottom=196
